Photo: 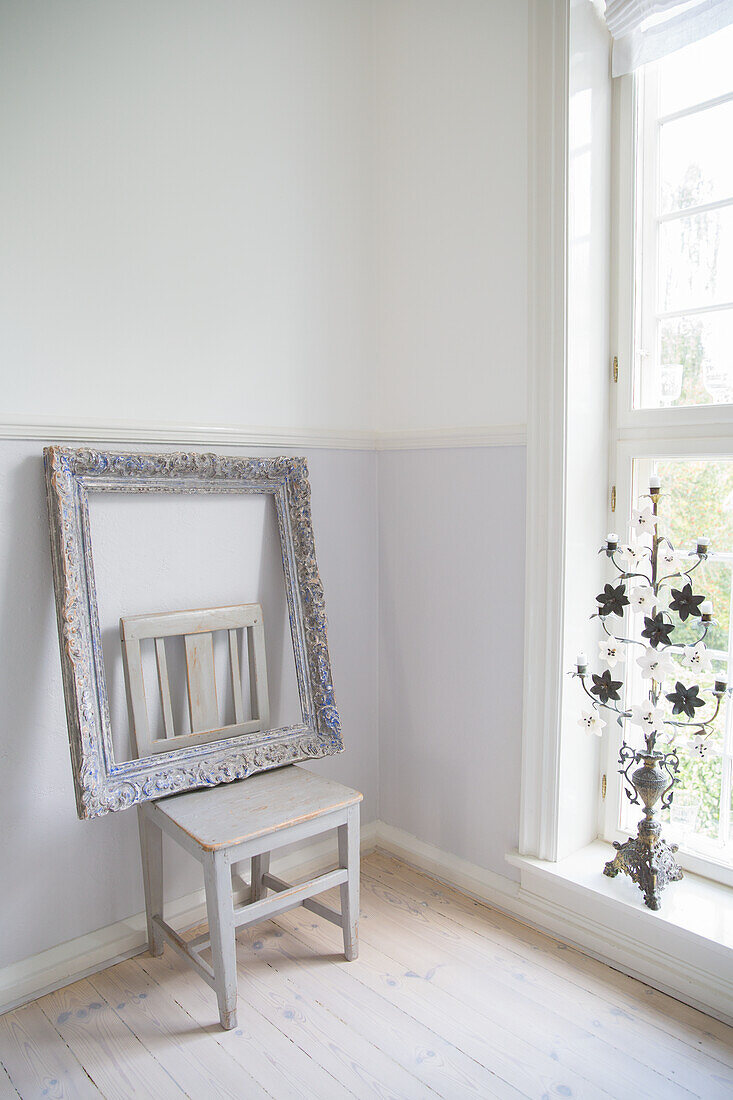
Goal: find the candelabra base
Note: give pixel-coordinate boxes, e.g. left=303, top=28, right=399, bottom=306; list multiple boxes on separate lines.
left=604, top=830, right=683, bottom=911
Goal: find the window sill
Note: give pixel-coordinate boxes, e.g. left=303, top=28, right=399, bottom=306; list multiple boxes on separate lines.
left=505, top=840, right=733, bottom=1025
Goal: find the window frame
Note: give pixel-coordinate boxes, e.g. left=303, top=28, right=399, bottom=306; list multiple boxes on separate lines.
left=607, top=56, right=733, bottom=887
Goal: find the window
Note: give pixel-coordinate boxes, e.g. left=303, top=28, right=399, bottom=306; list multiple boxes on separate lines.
left=634, top=25, right=733, bottom=410
left=608, top=26, right=733, bottom=884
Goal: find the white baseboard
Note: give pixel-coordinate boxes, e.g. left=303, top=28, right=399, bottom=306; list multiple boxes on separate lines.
left=4, top=819, right=730, bottom=1029
left=0, top=821, right=377, bottom=1015
left=374, top=821, right=521, bottom=908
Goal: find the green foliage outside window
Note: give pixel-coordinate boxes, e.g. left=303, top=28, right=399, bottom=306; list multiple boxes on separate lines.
left=655, top=459, right=733, bottom=841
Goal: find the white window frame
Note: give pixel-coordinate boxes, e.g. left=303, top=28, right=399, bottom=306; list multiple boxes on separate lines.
left=606, top=60, right=733, bottom=888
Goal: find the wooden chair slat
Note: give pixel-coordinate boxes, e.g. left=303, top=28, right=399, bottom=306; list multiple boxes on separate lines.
left=228, top=629, right=245, bottom=724
left=141, top=718, right=263, bottom=754
left=121, top=637, right=151, bottom=757
left=154, top=637, right=175, bottom=738
left=248, top=618, right=270, bottom=730
left=185, top=632, right=219, bottom=733
left=121, top=603, right=262, bottom=642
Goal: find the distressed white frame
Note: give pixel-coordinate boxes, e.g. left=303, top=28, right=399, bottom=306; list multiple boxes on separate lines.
left=44, top=446, right=343, bottom=820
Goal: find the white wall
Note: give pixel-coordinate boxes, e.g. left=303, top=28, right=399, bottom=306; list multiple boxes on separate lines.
left=373, top=0, right=528, bottom=432
left=372, top=0, right=529, bottom=881
left=0, top=0, right=374, bottom=432
left=1, top=0, right=530, bottom=440
left=378, top=447, right=526, bottom=879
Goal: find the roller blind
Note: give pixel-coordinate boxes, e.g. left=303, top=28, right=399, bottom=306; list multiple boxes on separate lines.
left=605, top=0, right=733, bottom=75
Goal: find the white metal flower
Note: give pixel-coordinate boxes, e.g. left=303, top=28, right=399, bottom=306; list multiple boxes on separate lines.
left=629, top=701, right=666, bottom=734
left=631, top=505, right=656, bottom=536
left=578, top=710, right=607, bottom=737
left=629, top=585, right=654, bottom=612
left=630, top=585, right=668, bottom=612
left=680, top=735, right=721, bottom=761
left=598, top=637, right=626, bottom=668
left=657, top=545, right=687, bottom=579
left=617, top=543, right=649, bottom=574
left=681, top=642, right=712, bottom=675
left=636, top=646, right=676, bottom=683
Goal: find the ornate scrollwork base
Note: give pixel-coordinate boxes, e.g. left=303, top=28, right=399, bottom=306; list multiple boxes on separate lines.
left=604, top=832, right=683, bottom=911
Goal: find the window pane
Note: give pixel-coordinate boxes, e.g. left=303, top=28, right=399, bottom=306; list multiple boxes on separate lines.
left=634, top=27, right=733, bottom=410
left=655, top=309, right=733, bottom=407
left=668, top=753, right=723, bottom=844
left=660, top=101, right=733, bottom=215
left=659, top=205, right=733, bottom=313
left=658, top=25, right=733, bottom=116
left=657, top=458, right=733, bottom=551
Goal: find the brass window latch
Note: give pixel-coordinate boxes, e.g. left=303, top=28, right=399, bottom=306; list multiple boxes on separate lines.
left=612, top=355, right=619, bottom=383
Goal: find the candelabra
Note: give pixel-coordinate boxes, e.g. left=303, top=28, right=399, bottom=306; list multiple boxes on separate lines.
left=573, top=476, right=729, bottom=910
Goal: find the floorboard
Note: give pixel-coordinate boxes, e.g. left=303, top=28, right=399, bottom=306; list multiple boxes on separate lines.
left=368, top=853, right=733, bottom=1059
left=357, top=859, right=733, bottom=1096
left=0, top=1002, right=96, bottom=1100
left=1, top=852, right=731, bottom=1099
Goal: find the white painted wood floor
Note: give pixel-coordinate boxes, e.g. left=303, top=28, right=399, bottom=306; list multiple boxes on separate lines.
left=1, top=852, right=732, bottom=1099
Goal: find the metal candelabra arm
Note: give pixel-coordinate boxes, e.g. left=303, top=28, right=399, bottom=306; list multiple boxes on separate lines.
left=660, top=749, right=680, bottom=810
left=618, top=742, right=640, bottom=806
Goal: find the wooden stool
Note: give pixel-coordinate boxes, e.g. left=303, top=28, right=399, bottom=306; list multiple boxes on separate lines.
left=137, top=766, right=361, bottom=1030
left=120, top=604, right=361, bottom=1030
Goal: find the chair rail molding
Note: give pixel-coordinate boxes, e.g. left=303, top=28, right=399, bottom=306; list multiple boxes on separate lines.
left=0, top=416, right=376, bottom=451
left=519, top=0, right=570, bottom=861
left=0, top=417, right=527, bottom=452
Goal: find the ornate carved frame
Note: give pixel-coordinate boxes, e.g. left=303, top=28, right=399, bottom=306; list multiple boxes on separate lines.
left=44, top=446, right=343, bottom=819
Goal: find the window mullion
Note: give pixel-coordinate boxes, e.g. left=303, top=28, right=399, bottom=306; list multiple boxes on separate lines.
left=658, top=87, right=733, bottom=127
left=658, top=194, right=733, bottom=225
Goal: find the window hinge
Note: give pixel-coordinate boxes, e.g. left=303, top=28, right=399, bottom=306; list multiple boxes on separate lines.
left=610, top=485, right=616, bottom=512
left=612, top=356, right=619, bottom=383
left=602, top=774, right=607, bottom=800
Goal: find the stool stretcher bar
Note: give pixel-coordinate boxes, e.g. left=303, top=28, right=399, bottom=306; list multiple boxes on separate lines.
left=232, top=867, right=347, bottom=926
left=152, top=916, right=217, bottom=989
left=150, top=866, right=348, bottom=992
left=262, top=871, right=345, bottom=928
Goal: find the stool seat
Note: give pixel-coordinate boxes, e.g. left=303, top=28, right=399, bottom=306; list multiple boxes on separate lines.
left=155, top=765, right=362, bottom=850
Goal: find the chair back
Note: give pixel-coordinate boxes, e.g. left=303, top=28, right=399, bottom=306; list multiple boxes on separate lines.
left=120, top=604, right=270, bottom=759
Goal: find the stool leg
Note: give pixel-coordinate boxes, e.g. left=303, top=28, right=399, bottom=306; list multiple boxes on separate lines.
left=203, top=849, right=238, bottom=1030
left=338, top=804, right=360, bottom=961
left=137, top=807, right=164, bottom=957
left=251, top=851, right=270, bottom=902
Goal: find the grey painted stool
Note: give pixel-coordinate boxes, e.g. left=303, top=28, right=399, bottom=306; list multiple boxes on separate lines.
left=121, top=604, right=361, bottom=1030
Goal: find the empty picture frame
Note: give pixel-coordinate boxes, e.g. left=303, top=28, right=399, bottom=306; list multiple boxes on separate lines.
left=44, top=447, right=343, bottom=819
